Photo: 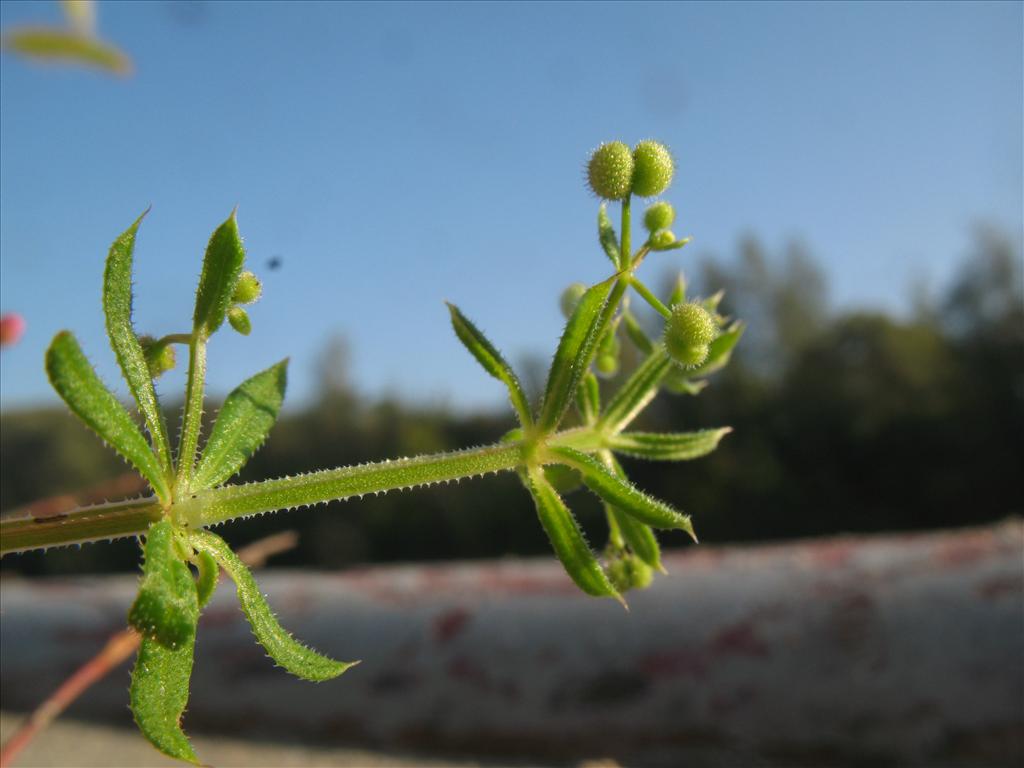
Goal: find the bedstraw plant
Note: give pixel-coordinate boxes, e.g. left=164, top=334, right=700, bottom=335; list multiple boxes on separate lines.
left=0, top=140, right=743, bottom=764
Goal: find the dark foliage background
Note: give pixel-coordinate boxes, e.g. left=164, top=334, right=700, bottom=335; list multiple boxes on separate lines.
left=2, top=229, right=1021, bottom=575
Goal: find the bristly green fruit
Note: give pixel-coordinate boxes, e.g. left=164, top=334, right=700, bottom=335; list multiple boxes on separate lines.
left=139, top=336, right=177, bottom=378
left=632, top=140, right=674, bottom=197
left=643, top=201, right=675, bottom=232
left=587, top=141, right=634, bottom=201
left=665, top=302, right=718, bottom=367
left=649, top=230, right=677, bottom=250
left=232, top=270, right=262, bottom=305
left=606, top=548, right=654, bottom=592
left=228, top=306, right=251, bottom=335
left=560, top=282, right=588, bottom=319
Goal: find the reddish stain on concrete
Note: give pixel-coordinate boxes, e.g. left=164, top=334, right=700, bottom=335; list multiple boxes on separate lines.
left=639, top=648, right=708, bottom=679
left=434, top=607, right=472, bottom=644
left=977, top=575, right=1023, bottom=599
left=708, top=620, right=770, bottom=659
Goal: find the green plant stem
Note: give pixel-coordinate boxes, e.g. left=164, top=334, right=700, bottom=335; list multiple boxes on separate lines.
left=630, top=277, right=672, bottom=318
left=175, top=335, right=207, bottom=496
left=0, top=497, right=164, bottom=554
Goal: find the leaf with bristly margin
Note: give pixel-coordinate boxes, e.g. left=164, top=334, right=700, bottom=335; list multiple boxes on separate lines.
left=608, top=428, right=732, bottom=462
left=192, top=212, right=246, bottom=337
left=129, top=520, right=198, bottom=648
left=575, top=371, right=601, bottom=425
left=524, top=466, right=622, bottom=602
left=447, top=303, right=532, bottom=427
left=2, top=27, right=131, bottom=75
left=601, top=452, right=663, bottom=572
left=598, top=204, right=620, bottom=266
left=131, top=635, right=198, bottom=764
left=128, top=521, right=200, bottom=765
left=549, top=446, right=695, bottom=539
left=192, top=360, right=288, bottom=490
left=103, top=211, right=174, bottom=478
left=598, top=346, right=672, bottom=434
left=538, top=279, right=612, bottom=432
left=46, top=331, right=171, bottom=502
left=189, top=529, right=358, bottom=681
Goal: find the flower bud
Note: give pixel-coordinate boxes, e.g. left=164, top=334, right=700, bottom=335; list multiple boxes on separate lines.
left=664, top=302, right=717, bottom=368
left=643, top=201, right=675, bottom=232
left=559, top=282, right=587, bottom=319
left=227, top=306, right=251, bottom=336
left=232, top=271, right=262, bottom=305
left=139, top=335, right=176, bottom=378
left=631, top=140, right=674, bottom=197
left=587, top=142, right=634, bottom=201
left=649, top=230, right=677, bottom=250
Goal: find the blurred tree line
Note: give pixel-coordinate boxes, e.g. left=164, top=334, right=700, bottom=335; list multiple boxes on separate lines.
left=2, top=229, right=1021, bottom=574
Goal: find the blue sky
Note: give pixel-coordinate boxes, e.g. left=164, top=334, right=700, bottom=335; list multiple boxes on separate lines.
left=1, top=1, right=1021, bottom=413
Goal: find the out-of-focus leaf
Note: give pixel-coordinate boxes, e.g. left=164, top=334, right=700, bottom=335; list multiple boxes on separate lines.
left=192, top=360, right=288, bottom=490
left=608, top=428, right=732, bottom=461
left=3, top=27, right=131, bottom=75
left=598, top=204, right=620, bottom=266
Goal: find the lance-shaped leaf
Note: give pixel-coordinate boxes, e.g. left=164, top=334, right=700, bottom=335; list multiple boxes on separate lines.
left=576, top=371, right=600, bottom=425
left=668, top=272, right=687, bottom=306
left=598, top=346, right=673, bottom=434
left=549, top=446, right=695, bottom=539
left=131, top=635, right=198, bottom=765
left=524, top=466, right=622, bottom=603
left=129, top=520, right=199, bottom=648
left=2, top=27, right=131, bottom=75
left=608, top=428, right=732, bottom=462
left=601, top=452, right=664, bottom=573
left=103, top=211, right=174, bottom=478
left=129, top=521, right=200, bottom=765
left=598, top=203, right=620, bottom=266
left=189, top=529, right=358, bottom=681
left=46, top=332, right=171, bottom=503
left=538, top=279, right=613, bottom=432
left=447, top=303, right=532, bottom=427
left=193, top=212, right=246, bottom=338
left=192, top=360, right=288, bottom=491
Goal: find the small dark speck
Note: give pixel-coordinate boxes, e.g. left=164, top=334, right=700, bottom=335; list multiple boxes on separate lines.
left=267, top=256, right=283, bottom=271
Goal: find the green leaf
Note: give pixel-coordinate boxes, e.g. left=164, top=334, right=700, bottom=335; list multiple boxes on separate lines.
left=193, top=212, right=246, bottom=338
left=130, top=636, right=198, bottom=765
left=2, top=27, right=131, bottom=75
left=524, top=466, right=622, bottom=603
left=194, top=549, right=219, bottom=609
left=668, top=272, right=687, bottom=306
left=45, top=332, right=171, bottom=503
left=189, top=529, right=358, bottom=681
left=192, top=360, right=288, bottom=491
left=549, top=446, right=695, bottom=539
left=601, top=452, right=663, bottom=572
left=128, top=520, right=199, bottom=648
left=103, top=211, right=174, bottom=479
left=598, top=204, right=620, bottom=266
left=622, top=310, right=655, bottom=355
left=447, top=303, right=533, bottom=427
left=575, top=371, right=600, bottom=425
left=661, top=372, right=709, bottom=396
left=538, top=278, right=613, bottom=432
left=608, top=428, right=732, bottom=461
left=598, top=346, right=673, bottom=434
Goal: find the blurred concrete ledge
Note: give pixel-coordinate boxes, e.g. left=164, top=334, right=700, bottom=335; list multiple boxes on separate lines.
left=2, top=520, right=1022, bottom=768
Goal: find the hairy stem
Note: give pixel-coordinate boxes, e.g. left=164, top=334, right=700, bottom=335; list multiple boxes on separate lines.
left=0, top=497, right=164, bottom=554
left=175, top=335, right=207, bottom=495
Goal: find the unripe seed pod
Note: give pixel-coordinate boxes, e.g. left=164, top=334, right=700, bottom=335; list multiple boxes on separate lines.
left=560, top=282, right=588, bottom=319
left=227, top=306, right=251, bottom=336
left=664, top=302, right=717, bottom=368
left=232, top=270, right=262, bottom=305
left=631, top=140, right=674, bottom=197
left=587, top=142, right=634, bottom=201
left=139, top=335, right=176, bottom=378
left=596, top=354, right=619, bottom=377
left=607, top=550, right=654, bottom=592
left=643, top=201, right=675, bottom=232
left=649, top=230, right=677, bottom=250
